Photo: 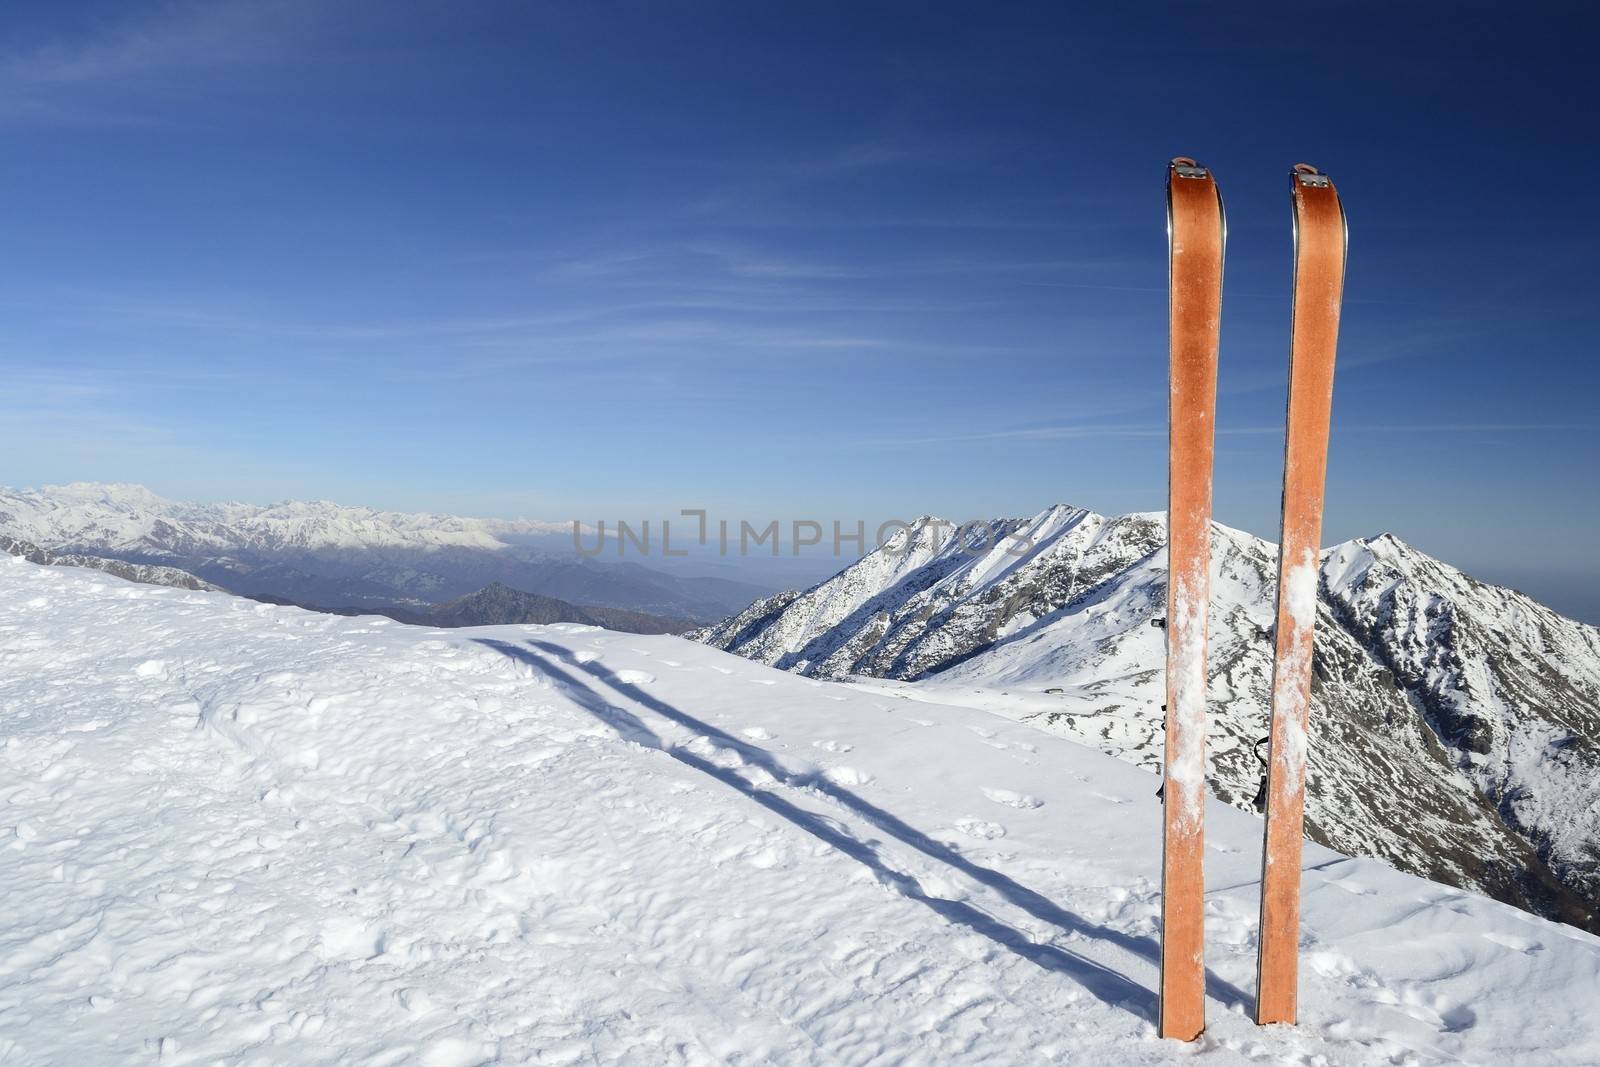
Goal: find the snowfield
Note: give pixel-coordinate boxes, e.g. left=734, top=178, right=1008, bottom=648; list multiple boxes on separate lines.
left=2, top=557, right=1597, bottom=1065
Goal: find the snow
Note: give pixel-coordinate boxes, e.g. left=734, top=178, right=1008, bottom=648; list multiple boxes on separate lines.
left=1269, top=548, right=1322, bottom=786
left=1165, top=573, right=1209, bottom=803
left=1283, top=550, right=1320, bottom=632
left=2, top=556, right=1599, bottom=1064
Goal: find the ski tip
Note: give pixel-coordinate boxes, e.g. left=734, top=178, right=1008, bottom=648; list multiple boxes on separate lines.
left=1292, top=163, right=1333, bottom=188
left=1170, top=157, right=1210, bottom=180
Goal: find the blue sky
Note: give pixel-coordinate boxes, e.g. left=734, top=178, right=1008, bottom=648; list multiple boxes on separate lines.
left=2, top=2, right=1597, bottom=613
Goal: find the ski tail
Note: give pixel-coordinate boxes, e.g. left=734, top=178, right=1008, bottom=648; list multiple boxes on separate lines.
left=1256, top=163, right=1347, bottom=1027
left=1160, top=156, right=1225, bottom=1042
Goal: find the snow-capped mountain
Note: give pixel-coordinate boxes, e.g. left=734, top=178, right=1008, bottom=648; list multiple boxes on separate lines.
left=0, top=483, right=765, bottom=622
left=696, top=505, right=1600, bottom=933
left=0, top=481, right=572, bottom=556
left=4, top=554, right=1599, bottom=1065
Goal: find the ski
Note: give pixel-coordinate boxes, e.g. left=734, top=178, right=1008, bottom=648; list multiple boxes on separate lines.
left=1160, top=156, right=1224, bottom=1042
left=1256, top=163, right=1347, bottom=1027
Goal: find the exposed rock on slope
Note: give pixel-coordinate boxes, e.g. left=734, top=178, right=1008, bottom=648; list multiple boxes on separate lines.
left=1, top=534, right=220, bottom=592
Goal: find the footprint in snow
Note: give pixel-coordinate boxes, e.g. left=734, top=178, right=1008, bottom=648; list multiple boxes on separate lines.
left=982, top=787, right=1043, bottom=809
left=744, top=847, right=782, bottom=870
left=1327, top=876, right=1376, bottom=896
left=573, top=650, right=601, bottom=664
left=955, top=817, right=1007, bottom=840
left=825, top=766, right=873, bottom=787
left=741, top=727, right=774, bottom=741
left=1482, top=931, right=1543, bottom=955
left=420, top=1037, right=497, bottom=1067
left=706, top=665, right=734, bottom=675
left=750, top=678, right=777, bottom=686
left=317, top=917, right=386, bottom=961
left=614, top=669, right=654, bottom=685
left=1396, top=988, right=1478, bottom=1034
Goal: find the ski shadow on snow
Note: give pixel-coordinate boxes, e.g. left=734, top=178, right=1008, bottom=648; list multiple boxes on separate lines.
left=476, top=637, right=1252, bottom=1022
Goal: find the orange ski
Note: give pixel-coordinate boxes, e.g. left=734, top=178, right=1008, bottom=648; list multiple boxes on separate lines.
left=1160, top=156, right=1224, bottom=1042
left=1256, top=163, right=1347, bottom=1027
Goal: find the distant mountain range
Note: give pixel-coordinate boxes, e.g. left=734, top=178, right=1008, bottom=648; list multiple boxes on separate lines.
left=424, top=581, right=693, bottom=633
left=0, top=483, right=766, bottom=624
left=696, top=505, right=1600, bottom=933
left=268, top=581, right=696, bottom=635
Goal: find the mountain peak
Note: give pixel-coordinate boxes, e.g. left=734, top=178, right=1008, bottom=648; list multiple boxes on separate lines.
left=1342, top=531, right=1432, bottom=570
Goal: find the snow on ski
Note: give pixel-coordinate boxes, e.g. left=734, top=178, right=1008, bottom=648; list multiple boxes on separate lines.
left=1257, top=162, right=1348, bottom=1027
left=1160, top=156, right=1225, bottom=1042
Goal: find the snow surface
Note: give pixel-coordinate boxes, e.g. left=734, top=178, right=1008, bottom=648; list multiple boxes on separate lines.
left=2, top=556, right=1598, bottom=1065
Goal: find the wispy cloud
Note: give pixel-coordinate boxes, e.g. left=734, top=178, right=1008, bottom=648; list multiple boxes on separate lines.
left=853, top=423, right=1166, bottom=448
left=852, top=420, right=1592, bottom=450
left=0, top=1, right=313, bottom=123
left=1337, top=422, right=1596, bottom=434
left=539, top=241, right=1128, bottom=284
left=27, top=289, right=1008, bottom=352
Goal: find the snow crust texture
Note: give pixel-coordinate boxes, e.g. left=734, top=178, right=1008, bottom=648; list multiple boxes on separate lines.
left=697, top=507, right=1600, bottom=932
left=4, top=557, right=1599, bottom=1064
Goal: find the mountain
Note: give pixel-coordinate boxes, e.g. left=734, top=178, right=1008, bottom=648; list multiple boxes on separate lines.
left=0, top=533, right=220, bottom=591
left=695, top=505, right=1600, bottom=933
left=4, top=553, right=1598, bottom=1065
left=424, top=581, right=695, bottom=633
left=0, top=482, right=766, bottom=623
left=241, top=581, right=696, bottom=635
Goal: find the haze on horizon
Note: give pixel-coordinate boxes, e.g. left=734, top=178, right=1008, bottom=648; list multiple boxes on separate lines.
left=1, top=2, right=1596, bottom=619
